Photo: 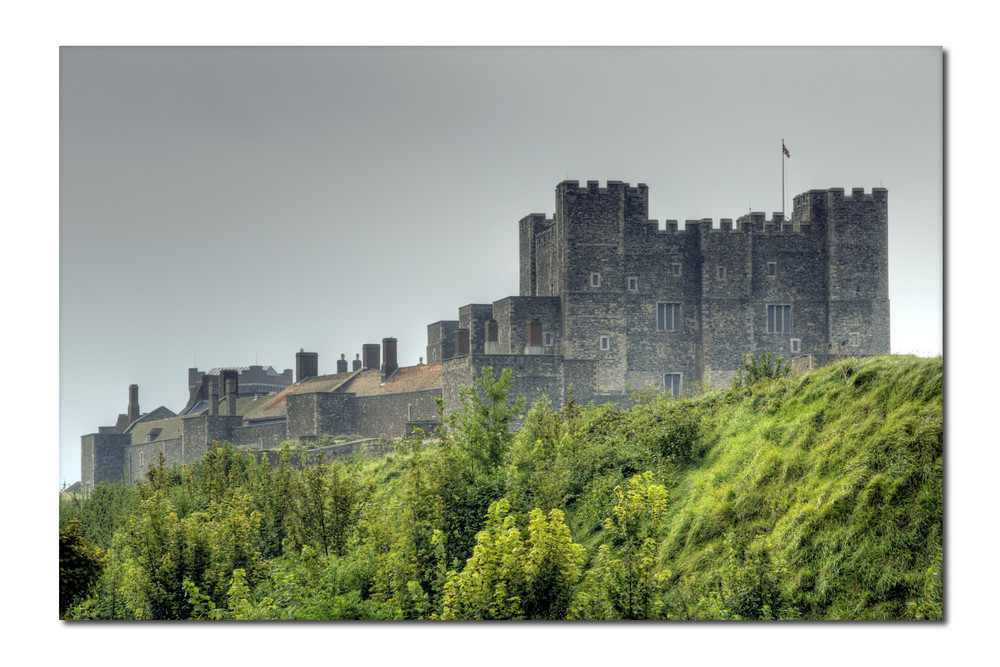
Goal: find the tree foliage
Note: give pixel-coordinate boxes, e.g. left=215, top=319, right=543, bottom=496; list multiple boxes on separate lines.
left=61, top=356, right=941, bottom=621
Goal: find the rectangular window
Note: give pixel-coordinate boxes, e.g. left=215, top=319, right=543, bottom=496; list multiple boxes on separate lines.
left=717, top=266, right=726, bottom=280
left=790, top=338, right=801, bottom=353
left=849, top=332, right=861, bottom=346
left=767, top=305, right=792, bottom=333
left=600, top=335, right=610, bottom=351
left=543, top=332, right=554, bottom=346
left=657, top=303, right=682, bottom=332
left=590, top=273, right=601, bottom=287
left=672, top=263, right=682, bottom=277
left=664, top=373, right=682, bottom=397
left=768, top=261, right=777, bottom=277
left=627, top=276, right=638, bottom=292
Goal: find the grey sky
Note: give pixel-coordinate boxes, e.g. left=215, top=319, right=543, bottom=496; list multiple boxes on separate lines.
left=59, top=46, right=942, bottom=486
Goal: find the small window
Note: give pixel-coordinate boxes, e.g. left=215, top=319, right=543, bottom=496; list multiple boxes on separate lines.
left=767, top=262, right=777, bottom=277
left=657, top=303, right=682, bottom=332
left=145, top=434, right=152, bottom=443
left=767, top=305, right=792, bottom=334
left=590, top=273, right=601, bottom=288
left=664, top=373, right=682, bottom=397
left=849, top=332, right=861, bottom=346
left=543, top=332, right=554, bottom=347
left=671, top=263, right=682, bottom=277
left=790, top=338, right=801, bottom=353
left=257, top=436, right=264, bottom=448
left=627, top=276, right=638, bottom=292
left=717, top=266, right=726, bottom=280
left=600, top=335, right=610, bottom=351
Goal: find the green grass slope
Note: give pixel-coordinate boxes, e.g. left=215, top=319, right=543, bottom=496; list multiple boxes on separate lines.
left=658, top=355, right=943, bottom=619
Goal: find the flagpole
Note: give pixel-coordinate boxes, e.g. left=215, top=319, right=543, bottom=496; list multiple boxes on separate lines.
left=781, top=138, right=785, bottom=217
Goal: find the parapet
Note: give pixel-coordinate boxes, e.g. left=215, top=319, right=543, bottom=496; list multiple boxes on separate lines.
left=557, top=179, right=649, bottom=200
left=792, top=187, right=888, bottom=224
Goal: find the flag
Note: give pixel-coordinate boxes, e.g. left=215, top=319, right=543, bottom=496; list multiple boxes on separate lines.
left=782, top=142, right=790, bottom=158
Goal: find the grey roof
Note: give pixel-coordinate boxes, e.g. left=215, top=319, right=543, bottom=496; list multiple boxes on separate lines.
left=207, top=365, right=283, bottom=375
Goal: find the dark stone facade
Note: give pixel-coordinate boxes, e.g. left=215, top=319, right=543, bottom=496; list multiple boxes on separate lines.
left=83, top=179, right=888, bottom=491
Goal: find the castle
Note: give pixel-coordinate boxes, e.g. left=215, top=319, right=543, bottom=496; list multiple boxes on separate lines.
left=81, top=180, right=889, bottom=491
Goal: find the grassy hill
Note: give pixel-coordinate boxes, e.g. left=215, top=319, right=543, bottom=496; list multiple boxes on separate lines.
left=651, top=355, right=943, bottom=619
left=61, top=354, right=942, bottom=620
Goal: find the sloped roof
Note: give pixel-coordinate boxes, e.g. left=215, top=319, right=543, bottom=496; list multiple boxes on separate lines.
left=207, top=365, right=285, bottom=376
left=338, top=363, right=443, bottom=397
left=183, top=395, right=273, bottom=418
left=129, top=416, right=184, bottom=446
left=241, top=372, right=360, bottom=422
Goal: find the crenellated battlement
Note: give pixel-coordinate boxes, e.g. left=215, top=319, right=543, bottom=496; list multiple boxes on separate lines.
left=556, top=179, right=649, bottom=200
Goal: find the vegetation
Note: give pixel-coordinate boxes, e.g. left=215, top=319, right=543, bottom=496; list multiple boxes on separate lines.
left=60, top=355, right=943, bottom=620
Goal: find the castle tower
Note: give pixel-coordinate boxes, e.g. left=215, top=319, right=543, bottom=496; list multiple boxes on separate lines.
left=822, top=187, right=890, bottom=355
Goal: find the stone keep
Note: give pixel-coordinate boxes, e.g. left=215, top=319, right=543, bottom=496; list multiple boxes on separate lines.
left=509, top=180, right=889, bottom=394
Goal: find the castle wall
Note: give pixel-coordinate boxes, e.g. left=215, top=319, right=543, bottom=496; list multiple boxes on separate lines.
left=491, top=296, right=561, bottom=355
left=125, top=438, right=183, bottom=483
left=81, top=433, right=130, bottom=492
left=350, top=389, right=442, bottom=439
left=180, top=414, right=242, bottom=463
left=230, top=420, right=287, bottom=449
left=458, top=304, right=495, bottom=355
left=426, top=320, right=459, bottom=363
left=442, top=353, right=570, bottom=416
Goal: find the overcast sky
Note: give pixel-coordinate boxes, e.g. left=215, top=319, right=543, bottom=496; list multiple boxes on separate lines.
left=59, top=46, right=942, bottom=487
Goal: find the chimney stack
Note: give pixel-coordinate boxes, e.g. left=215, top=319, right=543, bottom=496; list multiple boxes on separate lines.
left=352, top=353, right=362, bottom=371
left=337, top=353, right=348, bottom=374
left=362, top=344, right=380, bottom=370
left=220, top=369, right=239, bottom=398
left=382, top=337, right=398, bottom=381
left=226, top=378, right=237, bottom=416
left=209, top=377, right=219, bottom=416
left=296, top=349, right=319, bottom=382
left=128, top=384, right=140, bottom=423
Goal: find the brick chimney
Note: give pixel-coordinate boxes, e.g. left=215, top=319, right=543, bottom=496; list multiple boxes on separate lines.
left=226, top=378, right=237, bottom=416
left=337, top=353, right=348, bottom=374
left=220, top=369, right=238, bottom=398
left=362, top=344, right=380, bottom=370
left=127, top=384, right=140, bottom=423
left=382, top=337, right=398, bottom=381
left=296, top=349, right=318, bottom=382
left=209, top=377, right=219, bottom=416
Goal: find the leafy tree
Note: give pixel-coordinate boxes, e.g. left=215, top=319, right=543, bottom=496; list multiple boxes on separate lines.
left=507, top=396, right=568, bottom=515
left=441, top=499, right=585, bottom=620
left=59, top=480, right=140, bottom=550
left=292, top=452, right=359, bottom=558
left=590, top=472, right=671, bottom=619
left=447, top=366, right=525, bottom=474
left=59, top=520, right=106, bottom=617
left=731, top=352, right=791, bottom=392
